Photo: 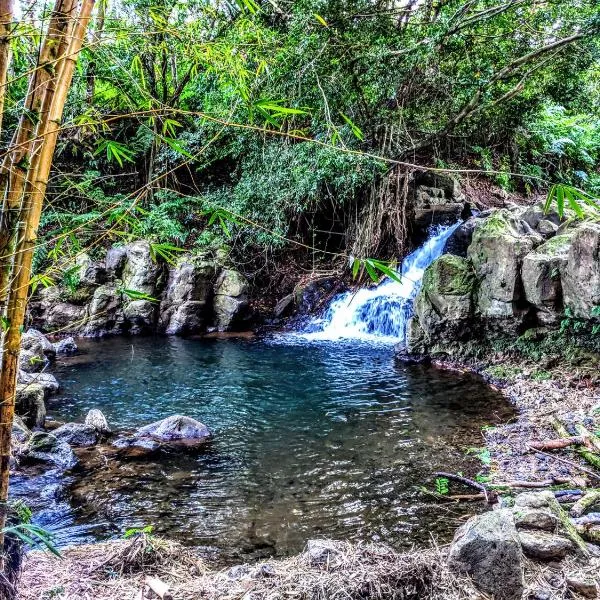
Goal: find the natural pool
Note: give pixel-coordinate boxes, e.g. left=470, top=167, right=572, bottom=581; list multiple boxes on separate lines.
left=19, top=335, right=513, bottom=562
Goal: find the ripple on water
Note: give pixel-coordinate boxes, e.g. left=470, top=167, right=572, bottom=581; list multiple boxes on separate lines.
left=21, top=335, right=516, bottom=562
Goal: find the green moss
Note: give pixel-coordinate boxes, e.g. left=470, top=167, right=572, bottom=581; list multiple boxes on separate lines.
left=537, top=233, right=573, bottom=256
left=484, top=364, right=523, bottom=381
left=422, top=254, right=475, bottom=297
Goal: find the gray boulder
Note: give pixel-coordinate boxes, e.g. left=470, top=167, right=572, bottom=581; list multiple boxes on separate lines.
left=519, top=531, right=573, bottom=560
left=562, top=223, right=600, bottom=319
left=85, top=409, right=111, bottom=434
left=15, top=383, right=46, bottom=428
left=159, top=259, right=215, bottom=335
left=21, top=431, right=78, bottom=470
left=53, top=337, right=78, bottom=354
left=467, top=209, right=543, bottom=318
left=82, top=284, right=124, bottom=337
left=12, top=415, right=32, bottom=444
left=122, top=240, right=163, bottom=297
left=105, top=246, right=127, bottom=279
left=293, top=276, right=338, bottom=314
left=513, top=508, right=558, bottom=532
left=19, top=329, right=55, bottom=372
left=522, top=234, right=572, bottom=320
left=448, top=509, right=524, bottom=600
left=414, top=254, right=475, bottom=341
left=44, top=302, right=87, bottom=332
left=303, top=539, right=344, bottom=567
left=135, top=415, right=212, bottom=446
left=112, top=436, right=161, bottom=458
left=123, top=299, right=156, bottom=334
left=18, top=371, right=59, bottom=396
left=213, top=269, right=249, bottom=331
left=52, top=423, right=99, bottom=447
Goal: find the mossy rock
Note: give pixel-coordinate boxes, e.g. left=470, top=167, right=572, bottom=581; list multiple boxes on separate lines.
left=422, top=254, right=476, bottom=297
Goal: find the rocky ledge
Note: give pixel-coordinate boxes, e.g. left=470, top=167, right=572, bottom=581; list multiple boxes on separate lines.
left=29, top=242, right=250, bottom=337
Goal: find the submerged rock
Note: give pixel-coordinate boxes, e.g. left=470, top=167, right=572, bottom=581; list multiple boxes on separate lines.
left=448, top=509, right=524, bottom=600
left=112, top=436, right=161, bottom=458
left=52, top=423, right=99, bottom=447
left=21, top=431, right=78, bottom=470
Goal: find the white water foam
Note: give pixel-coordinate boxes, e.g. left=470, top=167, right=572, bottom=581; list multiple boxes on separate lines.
left=298, top=223, right=460, bottom=344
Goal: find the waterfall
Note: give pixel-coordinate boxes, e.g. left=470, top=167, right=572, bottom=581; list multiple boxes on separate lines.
left=300, top=223, right=461, bottom=344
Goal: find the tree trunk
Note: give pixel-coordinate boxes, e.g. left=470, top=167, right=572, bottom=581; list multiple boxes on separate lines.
left=0, top=0, right=13, bottom=137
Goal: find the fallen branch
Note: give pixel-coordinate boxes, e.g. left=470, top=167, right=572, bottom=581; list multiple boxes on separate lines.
left=570, top=490, right=600, bottom=518
left=530, top=437, right=586, bottom=451
left=575, top=524, right=600, bottom=544
left=573, top=512, right=600, bottom=526
left=551, top=418, right=600, bottom=471
left=434, top=472, right=495, bottom=503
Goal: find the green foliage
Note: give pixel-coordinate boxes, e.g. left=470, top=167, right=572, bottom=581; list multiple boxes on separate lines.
left=544, top=183, right=600, bottom=219
left=435, top=477, right=449, bottom=495
left=123, top=524, right=154, bottom=539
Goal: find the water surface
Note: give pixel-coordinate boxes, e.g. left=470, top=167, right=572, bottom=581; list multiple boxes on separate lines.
left=37, top=336, right=512, bottom=561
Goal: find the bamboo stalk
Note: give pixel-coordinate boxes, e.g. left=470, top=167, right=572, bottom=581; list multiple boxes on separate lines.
left=0, top=0, right=76, bottom=317
left=0, top=0, right=92, bottom=560
left=0, top=0, right=13, bottom=137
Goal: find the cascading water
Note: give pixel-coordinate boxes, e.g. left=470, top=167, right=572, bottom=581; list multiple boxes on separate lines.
left=301, top=223, right=461, bottom=343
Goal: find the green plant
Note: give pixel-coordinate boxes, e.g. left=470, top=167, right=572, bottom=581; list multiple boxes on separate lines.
left=123, top=524, right=154, bottom=539
left=434, top=477, right=449, bottom=495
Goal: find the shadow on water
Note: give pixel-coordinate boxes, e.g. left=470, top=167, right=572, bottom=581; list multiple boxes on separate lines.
left=15, top=335, right=513, bottom=563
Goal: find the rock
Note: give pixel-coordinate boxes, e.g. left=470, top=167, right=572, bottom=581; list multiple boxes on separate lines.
left=112, top=436, right=161, bottom=458
left=566, top=575, right=598, bottom=598
left=513, top=508, right=558, bottom=532
left=293, top=276, right=339, bottom=314
left=227, top=565, right=252, bottom=580
left=122, top=240, right=164, bottom=297
left=443, top=217, right=482, bottom=257
left=273, top=293, right=295, bottom=318
left=414, top=254, right=475, bottom=342
left=412, top=173, right=467, bottom=239
left=538, top=219, right=558, bottom=237
left=514, top=491, right=555, bottom=510
left=19, top=329, right=55, bottom=372
left=448, top=509, right=524, bottom=600
left=85, top=409, right=111, bottom=434
left=522, top=234, right=572, bottom=317
left=53, top=337, right=78, bottom=354
left=562, top=223, right=600, bottom=319
left=123, top=299, right=156, bottom=334
left=134, top=415, right=212, bottom=446
left=213, top=269, right=249, bottom=331
left=76, top=253, right=107, bottom=286
left=304, top=539, right=343, bottom=566
left=12, top=415, right=31, bottom=444
left=105, top=246, right=127, bottom=279
left=519, top=531, right=573, bottom=560
left=159, top=259, right=215, bottom=335
left=15, top=383, right=46, bottom=428
left=52, top=423, right=99, bottom=447
left=82, top=284, right=125, bottom=337
left=17, top=371, right=59, bottom=396
left=44, top=302, right=88, bottom=332
left=467, top=209, right=543, bottom=318
left=22, top=432, right=78, bottom=470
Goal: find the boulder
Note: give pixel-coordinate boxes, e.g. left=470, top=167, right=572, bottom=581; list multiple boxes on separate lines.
left=513, top=508, right=558, bottom=532
left=15, top=383, right=46, bottom=428
left=522, top=234, right=572, bottom=319
left=12, top=415, right=32, bottom=444
left=443, top=217, right=482, bottom=257
left=561, top=223, right=600, bottom=319
left=213, top=269, right=249, bottom=331
left=467, top=209, right=543, bottom=318
left=105, top=246, right=127, bottom=279
left=414, top=254, right=475, bottom=341
left=44, top=302, right=87, bottom=332
left=134, top=415, right=212, bottom=446
left=159, top=259, right=215, bottom=335
left=21, top=432, right=78, bottom=470
left=303, top=539, right=344, bottom=567
left=17, top=371, right=59, bottom=396
left=273, top=293, right=295, bottom=318
left=518, top=531, right=573, bottom=560
left=85, top=409, right=111, bottom=434
left=566, top=575, right=598, bottom=599
left=53, top=337, right=78, bottom=354
left=19, top=329, right=55, bottom=372
left=112, top=436, right=161, bottom=458
left=52, top=423, right=99, bottom=447
left=411, top=173, right=466, bottom=239
left=293, top=276, right=339, bottom=314
left=82, top=284, right=125, bottom=337
left=514, top=491, right=555, bottom=510
left=123, top=299, right=156, bottom=334
left=448, top=509, right=524, bottom=600
left=122, top=240, right=163, bottom=297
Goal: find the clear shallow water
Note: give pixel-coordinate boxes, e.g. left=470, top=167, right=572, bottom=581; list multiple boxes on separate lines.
left=34, top=335, right=513, bottom=562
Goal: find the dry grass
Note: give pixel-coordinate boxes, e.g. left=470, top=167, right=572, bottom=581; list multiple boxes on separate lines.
left=18, top=537, right=485, bottom=600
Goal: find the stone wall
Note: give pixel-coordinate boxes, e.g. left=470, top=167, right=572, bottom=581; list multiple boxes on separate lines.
left=30, top=241, right=250, bottom=337
left=407, top=204, right=600, bottom=355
